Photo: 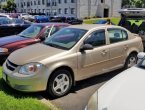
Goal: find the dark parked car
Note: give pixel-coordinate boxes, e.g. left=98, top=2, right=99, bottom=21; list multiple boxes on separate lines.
left=50, top=16, right=83, bottom=24
left=0, top=17, right=31, bottom=37
left=0, top=23, right=70, bottom=64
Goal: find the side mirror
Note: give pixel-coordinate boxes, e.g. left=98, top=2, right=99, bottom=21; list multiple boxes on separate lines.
left=40, top=33, right=48, bottom=41
left=80, top=44, right=93, bottom=52
left=137, top=52, right=145, bottom=63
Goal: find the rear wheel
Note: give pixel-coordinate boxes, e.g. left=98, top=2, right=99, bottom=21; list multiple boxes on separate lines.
left=124, top=53, right=137, bottom=69
left=47, top=69, right=73, bottom=98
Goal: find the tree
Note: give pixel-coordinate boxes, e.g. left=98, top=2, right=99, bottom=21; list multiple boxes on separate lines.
left=1, top=0, right=16, bottom=12
left=135, top=1, right=143, bottom=8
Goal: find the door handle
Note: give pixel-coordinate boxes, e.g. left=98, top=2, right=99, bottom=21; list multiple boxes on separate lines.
left=101, top=50, right=107, bottom=55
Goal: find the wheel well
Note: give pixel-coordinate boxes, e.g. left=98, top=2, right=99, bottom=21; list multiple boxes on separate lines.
left=129, top=51, right=138, bottom=56
left=48, top=66, right=75, bottom=86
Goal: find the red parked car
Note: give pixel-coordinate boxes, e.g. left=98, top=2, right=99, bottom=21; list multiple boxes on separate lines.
left=0, top=23, right=70, bottom=64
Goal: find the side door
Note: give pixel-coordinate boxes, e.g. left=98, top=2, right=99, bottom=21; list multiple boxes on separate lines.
left=77, top=29, right=110, bottom=79
left=107, top=28, right=129, bottom=70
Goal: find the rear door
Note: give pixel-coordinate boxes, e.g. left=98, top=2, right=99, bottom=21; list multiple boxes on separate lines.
left=107, top=28, right=129, bottom=70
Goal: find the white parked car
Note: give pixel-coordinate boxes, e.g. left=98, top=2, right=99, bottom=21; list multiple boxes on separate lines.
left=0, top=13, right=10, bottom=18
left=85, top=52, right=145, bottom=110
left=19, top=13, right=34, bottom=21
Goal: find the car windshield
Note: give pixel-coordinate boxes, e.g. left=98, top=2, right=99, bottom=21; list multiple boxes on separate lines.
left=12, top=19, right=24, bottom=24
left=44, top=28, right=87, bottom=50
left=19, top=25, right=44, bottom=38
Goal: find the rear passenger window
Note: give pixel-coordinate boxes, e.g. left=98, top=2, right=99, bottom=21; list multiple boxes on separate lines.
left=108, top=29, right=128, bottom=43
left=85, top=29, right=106, bottom=47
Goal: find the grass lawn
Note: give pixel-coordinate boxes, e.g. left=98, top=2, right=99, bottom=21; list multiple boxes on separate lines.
left=83, top=18, right=121, bottom=25
left=0, top=66, right=55, bottom=110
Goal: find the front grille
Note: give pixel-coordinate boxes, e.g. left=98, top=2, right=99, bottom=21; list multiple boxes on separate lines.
left=6, top=60, right=18, bottom=71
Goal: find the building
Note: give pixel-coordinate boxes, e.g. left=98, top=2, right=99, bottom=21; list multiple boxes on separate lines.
left=15, top=0, right=122, bottom=18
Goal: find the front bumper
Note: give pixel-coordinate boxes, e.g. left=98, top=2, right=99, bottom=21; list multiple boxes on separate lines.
left=2, top=62, right=50, bottom=92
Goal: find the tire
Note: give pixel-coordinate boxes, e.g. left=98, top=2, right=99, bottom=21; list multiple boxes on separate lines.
left=47, top=69, right=73, bottom=98
left=124, top=53, right=137, bottom=69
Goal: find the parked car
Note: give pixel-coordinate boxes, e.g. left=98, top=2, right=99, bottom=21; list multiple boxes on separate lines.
left=19, top=13, right=35, bottom=22
left=85, top=52, right=145, bottom=110
left=94, top=19, right=114, bottom=25
left=9, top=13, right=20, bottom=18
left=34, top=15, right=50, bottom=23
left=2, top=24, right=143, bottom=98
left=0, top=13, right=10, bottom=18
left=0, top=23, right=70, bottom=63
left=50, top=16, right=83, bottom=24
left=66, top=17, right=83, bottom=25
left=0, top=17, right=31, bottom=37
left=119, top=8, right=145, bottom=47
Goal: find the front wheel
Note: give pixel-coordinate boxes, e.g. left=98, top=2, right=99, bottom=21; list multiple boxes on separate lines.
left=46, top=69, right=73, bottom=98
left=124, top=53, right=137, bottom=69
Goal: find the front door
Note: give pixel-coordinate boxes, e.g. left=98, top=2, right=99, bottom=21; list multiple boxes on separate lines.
left=77, top=29, right=110, bottom=80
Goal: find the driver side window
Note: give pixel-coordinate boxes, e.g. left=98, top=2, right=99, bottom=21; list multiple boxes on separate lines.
left=85, top=29, right=106, bottom=47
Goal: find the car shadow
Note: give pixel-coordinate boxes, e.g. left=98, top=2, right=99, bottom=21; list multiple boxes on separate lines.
left=0, top=78, right=38, bottom=99
left=41, top=68, right=123, bottom=100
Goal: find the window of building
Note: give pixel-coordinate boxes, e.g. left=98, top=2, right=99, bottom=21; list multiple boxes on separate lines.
left=71, top=0, right=75, bottom=3
left=24, top=2, right=25, bottom=6
left=38, top=0, right=40, bottom=5
left=101, top=0, right=105, bottom=3
left=34, top=1, right=36, bottom=5
left=64, top=0, right=67, bottom=3
left=64, top=8, right=68, bottom=14
left=108, top=29, right=128, bottom=43
left=85, top=30, right=106, bottom=47
left=71, top=8, right=75, bottom=14
left=53, top=9, right=57, bottom=15
left=31, top=1, right=32, bottom=6
left=43, top=9, right=45, bottom=13
left=42, top=0, right=45, bottom=5
left=58, top=8, right=62, bottom=14
left=58, top=0, right=61, bottom=4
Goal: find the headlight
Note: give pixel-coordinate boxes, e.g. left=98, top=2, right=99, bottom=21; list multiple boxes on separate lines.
left=19, top=63, right=42, bottom=75
left=86, top=91, right=98, bottom=110
left=0, top=48, right=9, bottom=53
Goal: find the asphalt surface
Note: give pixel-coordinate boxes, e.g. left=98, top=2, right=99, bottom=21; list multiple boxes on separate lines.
left=41, top=69, right=123, bottom=110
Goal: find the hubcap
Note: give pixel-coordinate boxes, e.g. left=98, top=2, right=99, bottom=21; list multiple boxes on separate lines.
left=53, top=74, right=70, bottom=95
left=127, top=56, right=136, bottom=68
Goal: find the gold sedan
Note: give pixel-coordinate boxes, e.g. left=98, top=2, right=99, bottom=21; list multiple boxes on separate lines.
left=2, top=24, right=143, bottom=98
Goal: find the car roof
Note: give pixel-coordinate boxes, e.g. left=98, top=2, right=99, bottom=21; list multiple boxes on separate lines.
left=32, top=23, right=70, bottom=26
left=119, top=8, right=145, bottom=17
left=67, top=24, right=122, bottom=30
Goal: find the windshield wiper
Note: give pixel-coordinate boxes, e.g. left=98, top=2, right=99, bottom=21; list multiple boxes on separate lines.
left=19, top=34, right=28, bottom=38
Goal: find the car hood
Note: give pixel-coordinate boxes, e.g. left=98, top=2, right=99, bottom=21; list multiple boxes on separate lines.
left=97, top=66, right=145, bottom=110
left=8, top=43, right=67, bottom=65
left=0, top=35, right=29, bottom=47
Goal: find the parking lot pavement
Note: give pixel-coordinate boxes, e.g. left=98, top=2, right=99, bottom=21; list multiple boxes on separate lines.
left=41, top=69, right=123, bottom=110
